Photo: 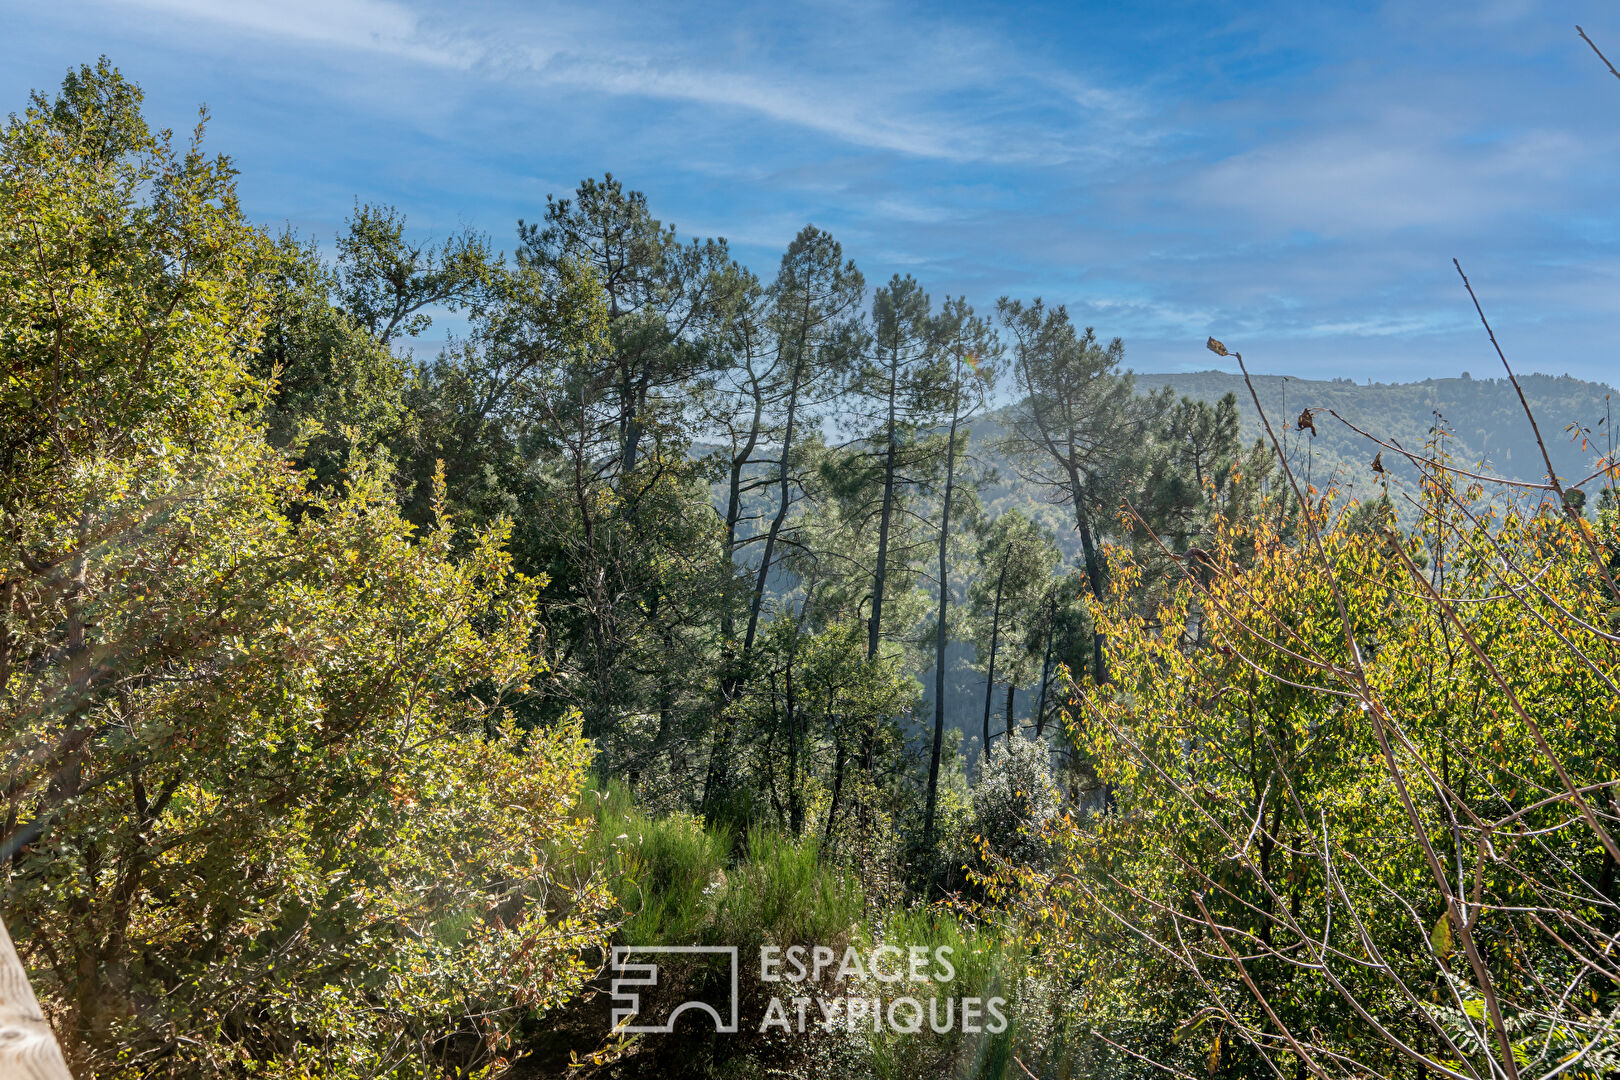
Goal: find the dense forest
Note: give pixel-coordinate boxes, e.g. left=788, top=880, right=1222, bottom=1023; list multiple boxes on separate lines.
left=6, top=61, right=1620, bottom=1080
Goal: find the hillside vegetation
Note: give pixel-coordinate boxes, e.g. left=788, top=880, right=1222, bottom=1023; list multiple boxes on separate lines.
left=6, top=61, right=1620, bottom=1080
left=1161, top=368, right=1615, bottom=487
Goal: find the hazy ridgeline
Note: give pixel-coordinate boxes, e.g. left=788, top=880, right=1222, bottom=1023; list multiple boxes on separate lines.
left=5, top=60, right=1620, bottom=1080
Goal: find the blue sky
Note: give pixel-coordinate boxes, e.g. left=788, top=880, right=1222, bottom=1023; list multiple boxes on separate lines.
left=6, top=0, right=1620, bottom=382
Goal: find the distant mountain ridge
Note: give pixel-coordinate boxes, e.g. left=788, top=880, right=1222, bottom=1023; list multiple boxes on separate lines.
left=960, top=369, right=1617, bottom=566
left=1143, top=369, right=1617, bottom=495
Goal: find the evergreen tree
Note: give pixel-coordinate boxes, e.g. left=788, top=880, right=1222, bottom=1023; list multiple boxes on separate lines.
left=997, top=297, right=1168, bottom=683
left=966, top=511, right=1061, bottom=759
left=0, top=62, right=609, bottom=1076
left=703, top=226, right=864, bottom=812
left=923, top=342, right=998, bottom=848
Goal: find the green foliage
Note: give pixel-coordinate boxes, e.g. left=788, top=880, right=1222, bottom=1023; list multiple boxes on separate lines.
left=986, top=477, right=1620, bottom=1079
left=966, top=511, right=1062, bottom=744
left=970, top=731, right=1059, bottom=870
left=0, top=57, right=275, bottom=515
left=520, top=173, right=741, bottom=481
left=1425, top=974, right=1620, bottom=1080
left=253, top=228, right=412, bottom=479
left=1, top=62, right=610, bottom=1079
left=337, top=200, right=494, bottom=345
left=580, top=781, right=731, bottom=945
left=14, top=54, right=1620, bottom=1080
left=851, top=906, right=1036, bottom=1080
left=708, top=828, right=865, bottom=950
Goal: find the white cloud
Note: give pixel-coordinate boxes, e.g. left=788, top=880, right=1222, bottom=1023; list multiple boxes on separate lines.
left=128, top=0, right=474, bottom=67
left=1300, top=313, right=1466, bottom=338
left=526, top=53, right=970, bottom=159
left=112, top=0, right=1150, bottom=164
left=1192, top=114, right=1586, bottom=235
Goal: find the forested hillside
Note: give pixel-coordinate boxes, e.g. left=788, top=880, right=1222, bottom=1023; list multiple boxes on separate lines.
left=961, top=372, right=1615, bottom=561
left=6, top=61, right=1620, bottom=1080
left=1158, top=369, right=1616, bottom=493
left=931, top=372, right=1615, bottom=750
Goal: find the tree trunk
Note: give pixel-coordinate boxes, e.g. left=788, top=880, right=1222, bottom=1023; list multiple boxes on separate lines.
left=704, top=397, right=765, bottom=809
left=705, top=347, right=806, bottom=812
left=720, top=393, right=765, bottom=650
left=742, top=382, right=799, bottom=653
left=923, top=380, right=962, bottom=849
left=981, top=549, right=1009, bottom=764
left=1068, top=469, right=1109, bottom=685
left=823, top=741, right=847, bottom=847
left=786, top=633, right=802, bottom=835
left=619, top=368, right=643, bottom=481
left=867, top=352, right=899, bottom=660
left=1034, top=610, right=1055, bottom=738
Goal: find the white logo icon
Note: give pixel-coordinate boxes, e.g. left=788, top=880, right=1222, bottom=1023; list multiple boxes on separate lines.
left=610, top=945, right=740, bottom=1033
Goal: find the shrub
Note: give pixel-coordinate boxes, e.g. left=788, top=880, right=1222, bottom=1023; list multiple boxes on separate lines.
left=708, top=828, right=865, bottom=950
left=970, top=731, right=1059, bottom=870
left=0, top=63, right=612, bottom=1078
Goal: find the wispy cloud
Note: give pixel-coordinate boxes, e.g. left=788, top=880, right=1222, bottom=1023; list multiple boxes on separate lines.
left=130, top=0, right=472, bottom=67
left=1193, top=118, right=1588, bottom=235
left=15, top=0, right=1620, bottom=383
left=114, top=0, right=1150, bottom=164
left=528, top=54, right=977, bottom=159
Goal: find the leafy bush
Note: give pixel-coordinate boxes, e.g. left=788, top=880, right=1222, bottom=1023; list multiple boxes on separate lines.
left=991, top=476, right=1620, bottom=1080
left=970, top=731, right=1059, bottom=870
left=0, top=62, right=611, bottom=1079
